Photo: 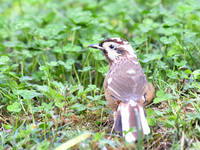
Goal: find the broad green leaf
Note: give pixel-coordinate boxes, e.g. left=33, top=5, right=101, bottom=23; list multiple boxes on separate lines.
left=160, top=36, right=176, bottom=44
left=13, top=90, right=40, bottom=99
left=51, top=81, right=65, bottom=91
left=22, top=50, right=32, bottom=58
left=177, top=4, right=193, bottom=13
left=98, top=66, right=109, bottom=75
left=89, top=105, right=102, bottom=111
left=66, top=59, right=75, bottom=66
left=154, top=90, right=175, bottom=103
left=70, top=46, right=82, bottom=52
left=94, top=132, right=104, bottom=141
left=34, top=85, right=49, bottom=92
left=37, top=39, right=57, bottom=47
left=78, top=66, right=92, bottom=72
left=138, top=24, right=153, bottom=33
left=39, top=65, right=50, bottom=71
left=91, top=34, right=104, bottom=41
left=53, top=46, right=62, bottom=53
left=167, top=50, right=177, bottom=57
left=146, top=108, right=154, bottom=117
left=3, top=124, right=12, bottom=130
left=132, top=36, right=147, bottom=44
left=193, top=70, right=200, bottom=79
left=141, top=10, right=150, bottom=15
left=10, top=80, right=18, bottom=91
left=0, top=56, right=10, bottom=64
left=174, top=60, right=187, bottom=67
left=47, top=61, right=58, bottom=67
left=18, top=82, right=26, bottom=90
left=184, top=69, right=192, bottom=74
left=154, top=94, right=175, bottom=103
left=68, top=10, right=92, bottom=24
left=13, top=20, right=37, bottom=30
left=164, top=120, right=175, bottom=128
left=55, top=101, right=64, bottom=108
left=71, top=26, right=82, bottom=31
left=167, top=70, right=178, bottom=79
left=19, top=76, right=34, bottom=82
left=94, top=52, right=105, bottom=61
left=63, top=43, right=73, bottom=52
left=38, top=123, right=50, bottom=129
left=43, top=11, right=55, bottom=23
left=43, top=87, right=65, bottom=100
left=98, top=101, right=107, bottom=105
left=192, top=20, right=200, bottom=25
left=70, top=103, right=87, bottom=111
left=7, top=102, right=21, bottom=112
left=147, top=118, right=156, bottom=126
left=183, top=29, right=198, bottom=38
left=170, top=101, right=181, bottom=112
left=42, top=102, right=54, bottom=111
left=87, top=95, right=101, bottom=101
left=141, top=54, right=162, bottom=63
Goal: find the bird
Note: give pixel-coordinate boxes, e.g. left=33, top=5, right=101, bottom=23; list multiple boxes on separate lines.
left=88, top=37, right=154, bottom=142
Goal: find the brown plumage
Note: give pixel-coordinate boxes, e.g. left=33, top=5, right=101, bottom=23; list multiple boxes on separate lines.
left=88, top=38, right=155, bottom=142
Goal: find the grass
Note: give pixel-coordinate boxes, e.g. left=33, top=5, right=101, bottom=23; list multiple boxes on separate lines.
left=0, top=0, right=200, bottom=149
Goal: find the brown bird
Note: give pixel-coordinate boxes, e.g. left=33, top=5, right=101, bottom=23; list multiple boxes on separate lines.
left=88, top=38, right=154, bottom=142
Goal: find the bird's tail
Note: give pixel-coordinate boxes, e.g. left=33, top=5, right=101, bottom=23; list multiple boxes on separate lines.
left=114, top=101, right=150, bottom=142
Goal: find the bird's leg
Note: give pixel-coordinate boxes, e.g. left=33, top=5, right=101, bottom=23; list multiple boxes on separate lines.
left=108, top=120, right=115, bottom=139
left=108, top=111, right=117, bottom=139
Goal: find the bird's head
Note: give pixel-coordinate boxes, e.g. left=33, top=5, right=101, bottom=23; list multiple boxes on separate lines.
left=88, top=38, right=137, bottom=64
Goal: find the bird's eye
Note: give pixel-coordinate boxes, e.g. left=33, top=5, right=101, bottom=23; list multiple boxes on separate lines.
left=109, top=44, right=114, bottom=49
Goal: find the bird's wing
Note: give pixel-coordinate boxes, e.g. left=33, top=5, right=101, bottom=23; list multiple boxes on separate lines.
left=106, top=59, right=148, bottom=103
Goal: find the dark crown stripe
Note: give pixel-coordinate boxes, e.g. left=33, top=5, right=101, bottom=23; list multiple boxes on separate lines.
left=100, top=38, right=128, bottom=46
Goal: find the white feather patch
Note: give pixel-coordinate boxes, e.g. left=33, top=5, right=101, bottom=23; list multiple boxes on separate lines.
left=132, top=60, right=139, bottom=64
left=130, top=101, right=137, bottom=107
left=110, top=70, right=114, bottom=75
left=141, top=95, right=145, bottom=100
left=125, top=131, right=136, bottom=142
left=140, top=95, right=145, bottom=102
left=126, top=69, right=136, bottom=74
left=110, top=37, right=122, bottom=42
left=107, top=77, right=112, bottom=84
left=120, top=103, right=130, bottom=134
left=127, top=54, right=133, bottom=58
left=107, top=51, right=122, bottom=61
left=108, top=86, right=121, bottom=97
left=119, top=101, right=149, bottom=142
left=123, top=41, right=129, bottom=45
left=120, top=103, right=136, bottom=142
left=138, top=105, right=150, bottom=135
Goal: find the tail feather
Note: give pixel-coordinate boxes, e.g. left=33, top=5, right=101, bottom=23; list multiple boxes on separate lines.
left=117, top=101, right=150, bottom=142
left=114, top=110, right=122, bottom=133
left=138, top=104, right=150, bottom=135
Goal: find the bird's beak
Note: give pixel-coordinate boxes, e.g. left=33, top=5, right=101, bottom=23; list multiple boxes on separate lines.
left=88, top=44, right=104, bottom=51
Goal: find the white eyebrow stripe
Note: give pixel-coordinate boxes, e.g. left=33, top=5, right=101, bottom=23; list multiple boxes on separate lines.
left=120, top=44, right=137, bottom=58
left=108, top=86, right=121, bottom=97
